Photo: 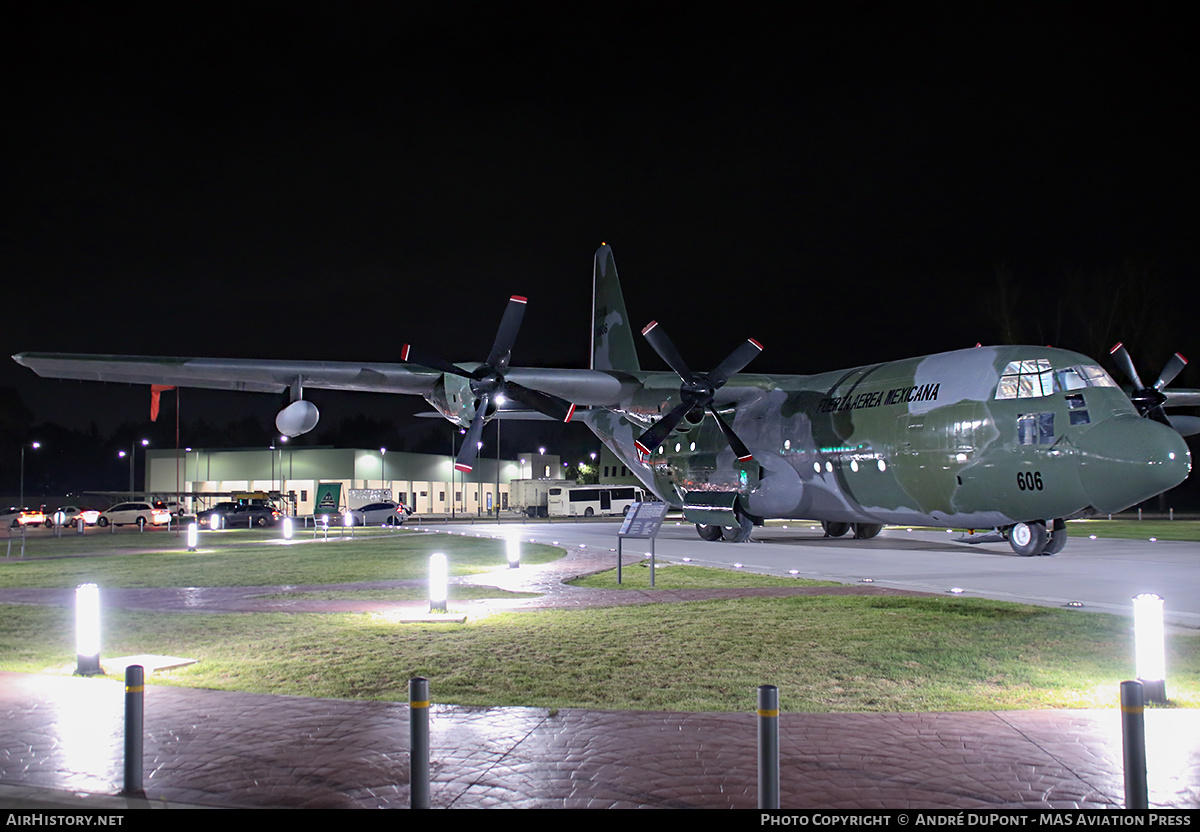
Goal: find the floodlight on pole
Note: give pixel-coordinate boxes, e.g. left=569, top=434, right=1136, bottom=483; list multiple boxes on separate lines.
left=1133, top=593, right=1167, bottom=703
left=19, top=441, right=40, bottom=509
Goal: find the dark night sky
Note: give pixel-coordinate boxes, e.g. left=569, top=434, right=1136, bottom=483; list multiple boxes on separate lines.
left=2, top=3, right=1195, bottom=438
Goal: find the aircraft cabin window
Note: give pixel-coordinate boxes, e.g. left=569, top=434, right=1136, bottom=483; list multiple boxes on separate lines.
left=997, top=360, right=1118, bottom=400
left=1017, top=412, right=1055, bottom=445
left=1066, top=393, right=1090, bottom=425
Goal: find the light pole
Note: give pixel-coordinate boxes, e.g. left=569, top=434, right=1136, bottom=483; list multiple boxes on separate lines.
left=19, top=441, right=40, bottom=508
left=119, top=438, right=149, bottom=497
left=380, top=447, right=387, bottom=492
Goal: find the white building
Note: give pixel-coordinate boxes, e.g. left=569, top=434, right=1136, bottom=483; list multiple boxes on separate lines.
left=145, top=447, right=563, bottom=517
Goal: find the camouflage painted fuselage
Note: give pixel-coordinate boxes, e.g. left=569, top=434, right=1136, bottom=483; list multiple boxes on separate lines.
left=581, top=345, right=1191, bottom=528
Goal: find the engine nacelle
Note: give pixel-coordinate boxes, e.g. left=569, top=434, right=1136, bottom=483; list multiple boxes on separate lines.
left=276, top=400, right=320, bottom=437
left=424, top=373, right=486, bottom=428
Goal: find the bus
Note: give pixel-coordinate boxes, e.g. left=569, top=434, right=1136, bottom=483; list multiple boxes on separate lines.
left=547, top=485, right=647, bottom=517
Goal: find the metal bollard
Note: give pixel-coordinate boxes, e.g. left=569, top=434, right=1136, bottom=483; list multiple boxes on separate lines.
left=758, top=684, right=780, bottom=809
left=123, top=665, right=145, bottom=796
left=410, top=677, right=430, bottom=809
left=1121, top=680, right=1148, bottom=810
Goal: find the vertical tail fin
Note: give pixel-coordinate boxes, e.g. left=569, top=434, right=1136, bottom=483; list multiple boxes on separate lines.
left=591, top=243, right=641, bottom=372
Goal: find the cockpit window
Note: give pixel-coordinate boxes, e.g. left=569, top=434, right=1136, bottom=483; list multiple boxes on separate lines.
left=995, top=361, right=1119, bottom=400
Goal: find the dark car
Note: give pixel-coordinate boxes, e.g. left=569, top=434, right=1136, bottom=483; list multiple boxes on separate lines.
left=196, top=502, right=281, bottom=529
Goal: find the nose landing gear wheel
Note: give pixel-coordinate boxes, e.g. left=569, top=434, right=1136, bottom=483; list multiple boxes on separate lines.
left=1008, top=520, right=1048, bottom=556
left=1042, top=519, right=1067, bottom=555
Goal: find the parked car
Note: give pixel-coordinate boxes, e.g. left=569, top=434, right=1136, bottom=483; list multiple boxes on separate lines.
left=196, top=502, right=281, bottom=529
left=2, top=507, right=46, bottom=528
left=97, top=502, right=171, bottom=529
left=347, top=501, right=411, bottom=526
left=47, top=506, right=101, bottom=527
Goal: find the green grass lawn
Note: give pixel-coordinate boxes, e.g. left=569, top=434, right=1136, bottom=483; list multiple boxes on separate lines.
left=3, top=595, right=1195, bottom=712
left=1061, top=518, right=1200, bottom=541
left=4, top=523, right=1199, bottom=713
left=0, top=528, right=561, bottom=588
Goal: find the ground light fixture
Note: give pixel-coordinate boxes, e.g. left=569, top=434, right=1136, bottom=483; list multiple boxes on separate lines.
left=75, top=583, right=101, bottom=676
left=1133, top=593, right=1167, bottom=704
left=282, top=517, right=293, bottom=540
left=209, top=513, right=220, bottom=531
left=187, top=523, right=197, bottom=551
left=429, top=553, right=448, bottom=612
left=506, top=535, right=520, bottom=568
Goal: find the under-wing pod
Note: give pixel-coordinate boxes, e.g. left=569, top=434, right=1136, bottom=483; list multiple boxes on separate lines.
left=276, top=400, right=320, bottom=437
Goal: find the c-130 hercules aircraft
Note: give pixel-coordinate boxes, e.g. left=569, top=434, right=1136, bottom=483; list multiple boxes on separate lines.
left=14, top=245, right=1198, bottom=556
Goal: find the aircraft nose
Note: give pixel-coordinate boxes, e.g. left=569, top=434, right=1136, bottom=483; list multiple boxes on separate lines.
left=1074, top=416, right=1192, bottom=513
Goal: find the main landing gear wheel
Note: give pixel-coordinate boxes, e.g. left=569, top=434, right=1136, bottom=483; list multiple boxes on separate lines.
left=696, top=523, right=723, bottom=541
left=822, top=521, right=850, bottom=538
left=853, top=523, right=883, bottom=540
left=723, top=509, right=754, bottom=543
left=1008, top=520, right=1048, bottom=557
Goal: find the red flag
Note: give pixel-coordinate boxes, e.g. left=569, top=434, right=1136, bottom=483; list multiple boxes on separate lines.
left=150, top=385, right=175, bottom=421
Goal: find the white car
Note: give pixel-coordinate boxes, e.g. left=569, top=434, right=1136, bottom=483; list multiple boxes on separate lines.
left=48, top=506, right=101, bottom=527
left=98, top=502, right=171, bottom=529
left=2, top=507, right=46, bottom=528
left=347, top=501, right=410, bottom=526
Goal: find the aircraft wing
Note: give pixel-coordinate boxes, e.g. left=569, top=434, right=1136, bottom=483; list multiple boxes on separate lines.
left=1165, top=389, right=1200, bottom=408
left=13, top=352, right=443, bottom=396
left=11, top=352, right=644, bottom=405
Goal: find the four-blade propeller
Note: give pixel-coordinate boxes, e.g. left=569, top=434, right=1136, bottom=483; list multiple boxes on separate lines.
left=1109, top=342, right=1188, bottom=426
left=634, top=320, right=762, bottom=462
left=403, top=295, right=575, bottom=473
